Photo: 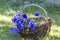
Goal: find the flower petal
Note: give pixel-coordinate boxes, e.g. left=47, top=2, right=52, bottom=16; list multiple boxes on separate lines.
left=29, top=21, right=35, bottom=30
left=12, top=17, right=17, bottom=23
left=35, top=12, right=40, bottom=16
left=14, top=12, right=21, bottom=17
left=22, top=13, right=27, bottom=19
left=17, top=23, right=24, bottom=30
left=10, top=27, right=19, bottom=34
left=12, top=16, right=20, bottom=23
left=27, top=19, right=31, bottom=24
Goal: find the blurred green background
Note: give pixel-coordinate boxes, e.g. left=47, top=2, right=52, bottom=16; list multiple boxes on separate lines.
left=0, top=0, right=60, bottom=40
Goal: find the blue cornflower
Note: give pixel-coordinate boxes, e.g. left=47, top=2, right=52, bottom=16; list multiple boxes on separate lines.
left=22, top=13, right=27, bottom=19
left=12, top=16, right=20, bottom=23
left=10, top=27, right=19, bottom=34
left=12, top=17, right=17, bottom=23
left=35, top=12, right=40, bottom=16
left=17, top=22, right=24, bottom=30
left=14, top=12, right=21, bottom=18
left=15, top=19, right=20, bottom=23
left=27, top=19, right=31, bottom=24
left=29, top=21, right=35, bottom=31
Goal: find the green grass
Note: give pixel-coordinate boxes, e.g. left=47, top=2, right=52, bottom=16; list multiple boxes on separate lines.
left=0, top=4, right=60, bottom=40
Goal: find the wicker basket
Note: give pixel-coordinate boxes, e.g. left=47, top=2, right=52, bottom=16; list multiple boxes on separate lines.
left=17, top=4, right=52, bottom=40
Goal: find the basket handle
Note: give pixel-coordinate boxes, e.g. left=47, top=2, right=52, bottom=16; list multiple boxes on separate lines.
left=22, top=4, right=48, bottom=21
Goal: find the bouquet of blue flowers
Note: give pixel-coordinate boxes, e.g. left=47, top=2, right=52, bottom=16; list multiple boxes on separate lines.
left=10, top=4, right=52, bottom=40
left=10, top=12, right=40, bottom=34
